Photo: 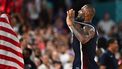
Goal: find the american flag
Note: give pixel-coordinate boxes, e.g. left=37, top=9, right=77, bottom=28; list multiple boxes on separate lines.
left=0, top=14, right=24, bottom=69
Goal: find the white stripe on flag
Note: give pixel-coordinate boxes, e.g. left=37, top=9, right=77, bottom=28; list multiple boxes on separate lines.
left=0, top=22, right=13, bottom=30
left=0, top=59, right=23, bottom=69
left=0, top=49, right=23, bottom=63
left=0, top=30, right=19, bottom=43
left=0, top=40, right=22, bottom=53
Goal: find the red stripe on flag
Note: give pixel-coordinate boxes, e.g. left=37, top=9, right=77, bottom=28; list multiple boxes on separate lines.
left=6, top=14, right=12, bottom=24
left=0, top=45, right=23, bottom=58
left=0, top=35, right=20, bottom=47
left=0, top=54, right=24, bottom=68
left=0, top=26, right=17, bottom=37
left=0, top=18, right=9, bottom=24
left=0, top=64, right=17, bottom=69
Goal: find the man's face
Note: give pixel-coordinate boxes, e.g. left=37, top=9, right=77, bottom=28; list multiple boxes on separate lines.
left=41, top=55, right=49, bottom=64
left=111, top=40, right=119, bottom=53
left=78, top=8, right=85, bottom=19
left=78, top=7, right=91, bottom=20
left=104, top=12, right=110, bottom=21
left=23, top=50, right=31, bottom=59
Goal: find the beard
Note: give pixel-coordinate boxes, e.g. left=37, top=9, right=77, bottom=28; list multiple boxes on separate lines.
left=75, top=14, right=84, bottom=22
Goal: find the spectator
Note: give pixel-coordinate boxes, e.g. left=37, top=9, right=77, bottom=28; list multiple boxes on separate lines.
left=51, top=51, right=60, bottom=61
left=95, top=37, right=108, bottom=63
left=27, top=0, right=40, bottom=30
left=99, top=38, right=119, bottom=69
left=58, top=44, right=71, bottom=69
left=23, top=48, right=37, bottom=69
left=117, top=22, right=122, bottom=50
left=54, top=16, right=65, bottom=34
left=97, top=12, right=116, bottom=36
left=38, top=55, right=54, bottom=69
left=53, top=61, right=63, bottom=69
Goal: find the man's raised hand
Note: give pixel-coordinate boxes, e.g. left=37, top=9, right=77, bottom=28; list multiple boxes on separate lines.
left=66, top=9, right=75, bottom=26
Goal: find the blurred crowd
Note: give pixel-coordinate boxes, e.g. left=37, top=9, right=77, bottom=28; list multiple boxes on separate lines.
left=1, top=0, right=122, bottom=69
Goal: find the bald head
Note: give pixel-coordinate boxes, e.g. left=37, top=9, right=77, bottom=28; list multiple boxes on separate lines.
left=78, top=4, right=95, bottom=22
left=82, top=4, right=95, bottom=17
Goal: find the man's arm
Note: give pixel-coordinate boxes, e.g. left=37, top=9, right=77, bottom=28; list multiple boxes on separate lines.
left=69, top=23, right=95, bottom=44
left=66, top=9, right=95, bottom=44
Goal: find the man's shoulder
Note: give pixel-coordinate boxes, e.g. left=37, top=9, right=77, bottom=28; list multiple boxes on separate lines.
left=101, top=51, right=109, bottom=57
left=101, top=51, right=113, bottom=58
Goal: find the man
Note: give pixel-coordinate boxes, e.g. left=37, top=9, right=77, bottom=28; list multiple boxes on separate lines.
left=23, top=48, right=37, bottom=69
left=66, top=4, right=98, bottom=69
left=99, top=38, right=118, bottom=69
left=97, top=12, right=115, bottom=36
left=38, top=55, right=54, bottom=69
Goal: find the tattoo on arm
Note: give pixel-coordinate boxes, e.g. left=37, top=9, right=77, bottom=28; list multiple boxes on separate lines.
left=69, top=23, right=95, bottom=44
